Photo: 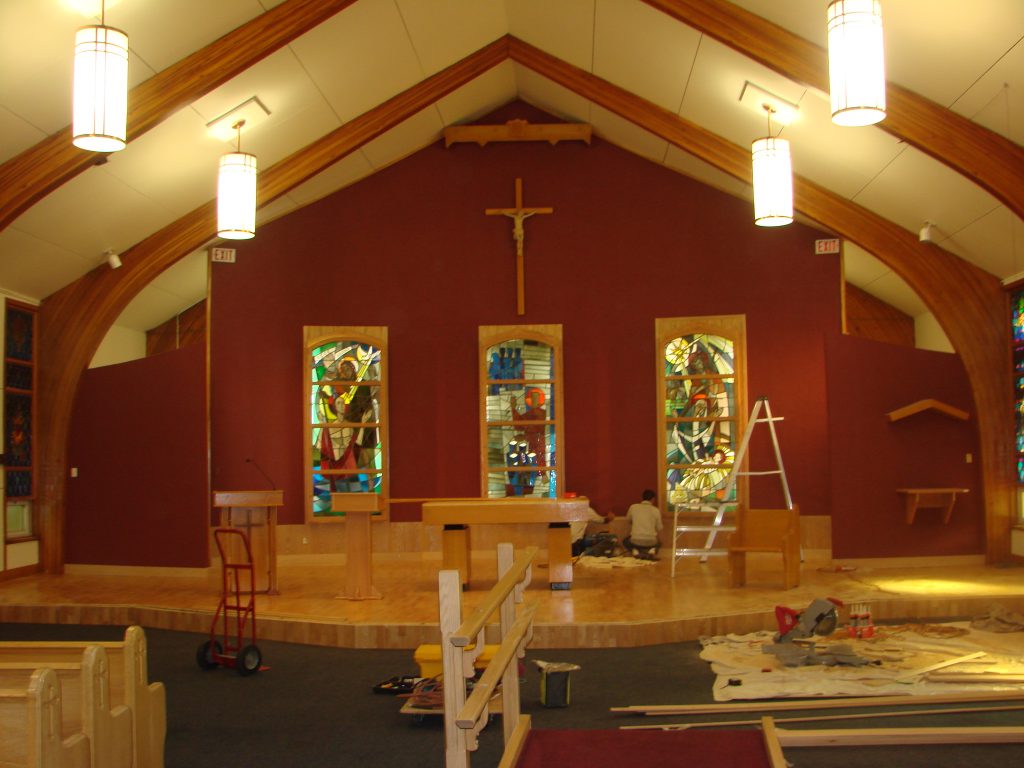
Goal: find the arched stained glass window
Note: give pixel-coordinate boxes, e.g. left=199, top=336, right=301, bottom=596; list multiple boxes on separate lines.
left=304, top=327, right=387, bottom=520
left=480, top=325, right=563, bottom=499
left=657, top=317, right=747, bottom=513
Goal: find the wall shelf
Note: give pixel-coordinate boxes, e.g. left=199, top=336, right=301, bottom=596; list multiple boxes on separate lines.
left=897, top=487, right=969, bottom=524
left=886, top=398, right=969, bottom=423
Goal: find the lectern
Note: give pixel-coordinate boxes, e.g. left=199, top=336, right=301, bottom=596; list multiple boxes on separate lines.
left=212, top=490, right=283, bottom=595
left=332, top=492, right=383, bottom=600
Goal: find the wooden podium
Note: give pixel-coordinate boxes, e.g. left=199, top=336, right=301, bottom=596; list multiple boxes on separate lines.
left=212, top=490, right=283, bottom=595
left=332, top=492, right=383, bottom=600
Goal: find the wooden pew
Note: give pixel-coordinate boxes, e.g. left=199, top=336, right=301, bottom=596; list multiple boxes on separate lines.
left=0, top=627, right=165, bottom=768
left=0, top=653, right=126, bottom=768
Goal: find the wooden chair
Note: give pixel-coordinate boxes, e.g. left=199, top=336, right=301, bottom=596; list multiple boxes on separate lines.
left=727, top=506, right=800, bottom=589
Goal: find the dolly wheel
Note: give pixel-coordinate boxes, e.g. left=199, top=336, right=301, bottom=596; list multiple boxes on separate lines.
left=237, top=644, right=262, bottom=676
left=196, top=640, right=222, bottom=670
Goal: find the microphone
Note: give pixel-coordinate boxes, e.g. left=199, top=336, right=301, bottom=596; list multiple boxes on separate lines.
left=245, top=457, right=276, bottom=489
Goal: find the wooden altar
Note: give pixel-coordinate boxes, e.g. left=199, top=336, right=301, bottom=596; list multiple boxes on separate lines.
left=421, top=496, right=591, bottom=589
left=212, top=489, right=283, bottom=595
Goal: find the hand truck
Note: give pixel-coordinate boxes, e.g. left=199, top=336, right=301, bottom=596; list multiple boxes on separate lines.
left=196, top=527, right=264, bottom=675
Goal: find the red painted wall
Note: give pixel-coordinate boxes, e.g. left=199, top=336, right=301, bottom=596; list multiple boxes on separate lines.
left=210, top=103, right=841, bottom=527
left=825, top=333, right=981, bottom=557
left=66, top=343, right=208, bottom=567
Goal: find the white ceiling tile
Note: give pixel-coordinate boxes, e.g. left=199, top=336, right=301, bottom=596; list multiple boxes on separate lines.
left=860, top=269, right=928, bottom=317
left=114, top=0, right=265, bottom=74
left=257, top=194, right=300, bottom=226
left=842, top=241, right=890, bottom=285
left=361, top=108, right=445, bottom=170
left=932, top=205, right=1022, bottom=279
left=115, top=282, right=197, bottom=332
left=286, top=153, right=376, bottom=209
left=506, top=0, right=595, bottom=71
left=514, top=65, right=593, bottom=124
left=663, top=145, right=748, bottom=200
left=397, top=0, right=508, bottom=76
left=590, top=105, right=669, bottom=163
left=0, top=227, right=94, bottom=301
left=950, top=41, right=1024, bottom=146
left=147, top=249, right=208, bottom=298
left=11, top=167, right=177, bottom=259
left=0, top=107, right=48, bottom=164
left=289, top=1, right=424, bottom=123
left=99, top=108, right=222, bottom=218
left=435, top=62, right=519, bottom=126
left=592, top=0, right=700, bottom=113
left=725, top=1, right=825, bottom=47
left=853, top=144, right=1005, bottom=242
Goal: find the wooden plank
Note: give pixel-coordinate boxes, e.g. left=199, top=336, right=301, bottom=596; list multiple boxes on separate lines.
left=423, top=498, right=591, bottom=525
left=497, top=715, right=532, bottom=768
left=611, top=690, right=1024, bottom=716
left=775, top=725, right=1024, bottom=747
left=887, top=399, right=970, bottom=422
left=760, top=717, right=788, bottom=768
left=445, top=120, right=591, bottom=147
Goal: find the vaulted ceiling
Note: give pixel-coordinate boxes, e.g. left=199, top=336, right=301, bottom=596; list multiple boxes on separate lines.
left=1, top=0, right=1022, bottom=343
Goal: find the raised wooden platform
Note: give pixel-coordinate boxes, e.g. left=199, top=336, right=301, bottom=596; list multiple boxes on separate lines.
left=1, top=552, right=1021, bottom=650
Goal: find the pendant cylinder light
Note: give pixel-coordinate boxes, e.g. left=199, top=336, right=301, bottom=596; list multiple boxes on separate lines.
left=72, top=19, right=129, bottom=152
left=217, top=122, right=258, bottom=240
left=827, top=0, right=886, bottom=127
left=751, top=136, right=793, bottom=227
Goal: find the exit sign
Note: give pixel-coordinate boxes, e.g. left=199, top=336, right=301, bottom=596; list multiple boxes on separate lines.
left=211, top=247, right=236, bottom=263
left=814, top=238, right=841, bottom=255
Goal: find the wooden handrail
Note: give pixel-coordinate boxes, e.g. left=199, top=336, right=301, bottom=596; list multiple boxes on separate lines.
left=451, top=546, right=537, bottom=646
left=455, top=603, right=537, bottom=728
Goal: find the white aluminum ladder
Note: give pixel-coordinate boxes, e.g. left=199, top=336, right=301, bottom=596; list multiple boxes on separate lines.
left=671, top=396, right=792, bottom=574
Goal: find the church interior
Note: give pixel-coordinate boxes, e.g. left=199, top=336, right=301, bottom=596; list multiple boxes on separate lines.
left=1, top=1, right=1023, bottom=764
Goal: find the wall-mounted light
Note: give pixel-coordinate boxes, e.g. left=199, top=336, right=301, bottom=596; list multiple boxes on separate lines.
left=827, top=0, right=886, bottom=127
left=72, top=0, right=128, bottom=152
left=104, top=249, right=122, bottom=269
left=751, top=106, right=793, bottom=227
left=919, top=221, right=935, bottom=243
left=217, top=120, right=258, bottom=240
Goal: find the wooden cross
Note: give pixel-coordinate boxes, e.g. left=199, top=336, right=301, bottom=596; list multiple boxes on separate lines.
left=485, top=178, right=553, bottom=315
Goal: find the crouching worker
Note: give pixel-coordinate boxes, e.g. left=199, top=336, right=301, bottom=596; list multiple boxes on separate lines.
left=624, top=489, right=662, bottom=560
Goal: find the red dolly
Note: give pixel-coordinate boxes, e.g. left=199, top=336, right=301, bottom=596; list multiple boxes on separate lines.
left=196, top=527, right=264, bottom=675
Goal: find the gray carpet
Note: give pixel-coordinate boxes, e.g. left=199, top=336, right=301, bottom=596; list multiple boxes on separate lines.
left=1, top=623, right=1021, bottom=767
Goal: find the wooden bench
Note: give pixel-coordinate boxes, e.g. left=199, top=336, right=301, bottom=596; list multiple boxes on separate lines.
left=0, top=646, right=131, bottom=768
left=438, top=543, right=537, bottom=768
left=0, top=627, right=165, bottom=768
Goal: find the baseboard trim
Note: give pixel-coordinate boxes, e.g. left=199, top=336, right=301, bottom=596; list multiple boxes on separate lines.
left=65, top=563, right=214, bottom=578
left=832, top=554, right=986, bottom=569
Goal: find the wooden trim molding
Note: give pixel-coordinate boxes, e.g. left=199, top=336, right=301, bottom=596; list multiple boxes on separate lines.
left=0, top=0, right=360, bottom=233
left=641, top=0, right=1024, bottom=221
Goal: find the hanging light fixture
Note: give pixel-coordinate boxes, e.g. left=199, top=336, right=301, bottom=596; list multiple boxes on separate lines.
left=827, top=0, right=886, bottom=127
left=217, top=120, right=258, bottom=240
left=72, top=0, right=129, bottom=152
left=751, top=106, right=793, bottom=227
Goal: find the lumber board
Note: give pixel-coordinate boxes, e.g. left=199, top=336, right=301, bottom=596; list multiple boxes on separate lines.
left=775, top=725, right=1024, bottom=747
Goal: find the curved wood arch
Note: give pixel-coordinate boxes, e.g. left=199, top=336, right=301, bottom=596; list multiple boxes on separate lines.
left=0, top=0, right=359, bottom=233
left=35, top=34, right=1013, bottom=575
left=643, top=0, right=1024, bottom=221
left=508, top=37, right=1013, bottom=562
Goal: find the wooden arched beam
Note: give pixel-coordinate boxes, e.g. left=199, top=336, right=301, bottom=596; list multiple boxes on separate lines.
left=643, top=0, right=1024, bottom=221
left=0, top=0, right=359, bottom=233
left=508, top=37, right=1014, bottom=562
left=35, top=37, right=510, bottom=572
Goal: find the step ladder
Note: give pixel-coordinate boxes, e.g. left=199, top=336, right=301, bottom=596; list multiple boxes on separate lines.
left=671, top=397, right=792, bottom=575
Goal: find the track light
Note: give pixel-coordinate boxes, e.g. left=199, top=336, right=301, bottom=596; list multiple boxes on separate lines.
left=918, top=222, right=935, bottom=243
left=105, top=249, right=122, bottom=269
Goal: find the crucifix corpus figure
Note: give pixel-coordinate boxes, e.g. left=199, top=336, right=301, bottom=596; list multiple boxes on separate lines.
left=485, top=178, right=553, bottom=315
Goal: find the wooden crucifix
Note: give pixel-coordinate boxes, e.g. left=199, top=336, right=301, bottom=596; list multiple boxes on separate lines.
left=485, top=178, right=553, bottom=315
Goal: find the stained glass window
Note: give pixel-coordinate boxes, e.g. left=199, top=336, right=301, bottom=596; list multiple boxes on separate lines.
left=1013, top=289, right=1024, bottom=484
left=305, top=331, right=387, bottom=519
left=4, top=301, right=36, bottom=539
left=480, top=326, right=563, bottom=499
left=662, top=331, right=739, bottom=509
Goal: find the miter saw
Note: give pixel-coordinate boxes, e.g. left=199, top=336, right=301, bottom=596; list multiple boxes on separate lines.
left=773, top=597, right=843, bottom=643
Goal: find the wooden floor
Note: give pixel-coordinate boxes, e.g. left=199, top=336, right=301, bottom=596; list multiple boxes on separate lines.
left=1, top=552, right=1022, bottom=650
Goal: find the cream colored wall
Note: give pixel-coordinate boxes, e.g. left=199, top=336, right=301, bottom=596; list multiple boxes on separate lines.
left=90, top=324, right=147, bottom=368
left=915, top=311, right=955, bottom=353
